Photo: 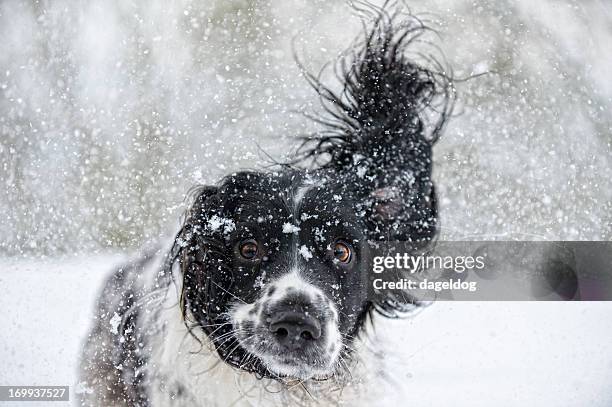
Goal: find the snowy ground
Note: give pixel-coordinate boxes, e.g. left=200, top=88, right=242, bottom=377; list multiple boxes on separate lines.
left=0, top=255, right=124, bottom=406
left=1, top=255, right=611, bottom=406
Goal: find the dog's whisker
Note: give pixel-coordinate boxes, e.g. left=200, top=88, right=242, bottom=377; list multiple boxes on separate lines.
left=210, top=280, right=247, bottom=304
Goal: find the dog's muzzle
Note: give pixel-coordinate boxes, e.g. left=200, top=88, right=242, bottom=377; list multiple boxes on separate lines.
left=230, top=273, right=342, bottom=379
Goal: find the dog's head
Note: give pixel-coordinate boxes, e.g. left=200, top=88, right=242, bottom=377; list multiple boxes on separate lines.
left=180, top=171, right=373, bottom=379
left=168, top=6, right=451, bottom=381
left=176, top=165, right=435, bottom=380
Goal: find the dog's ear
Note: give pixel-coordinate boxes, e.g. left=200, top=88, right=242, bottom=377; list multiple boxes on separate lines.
left=170, top=184, right=241, bottom=327
left=297, top=7, right=453, bottom=162
left=298, top=7, right=452, bottom=243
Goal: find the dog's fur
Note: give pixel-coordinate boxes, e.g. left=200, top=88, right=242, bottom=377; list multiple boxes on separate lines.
left=79, top=3, right=453, bottom=406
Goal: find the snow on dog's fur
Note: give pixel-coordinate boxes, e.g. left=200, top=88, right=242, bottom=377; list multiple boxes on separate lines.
left=79, top=2, right=454, bottom=405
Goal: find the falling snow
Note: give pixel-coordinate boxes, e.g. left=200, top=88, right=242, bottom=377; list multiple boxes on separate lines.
left=282, top=223, right=301, bottom=234
left=109, top=312, right=121, bottom=335
left=207, top=215, right=235, bottom=234
left=0, top=0, right=610, bottom=257
left=298, top=245, right=313, bottom=261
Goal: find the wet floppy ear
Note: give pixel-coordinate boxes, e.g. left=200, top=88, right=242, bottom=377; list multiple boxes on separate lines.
left=174, top=186, right=233, bottom=331
left=293, top=6, right=449, bottom=243
left=159, top=185, right=218, bottom=322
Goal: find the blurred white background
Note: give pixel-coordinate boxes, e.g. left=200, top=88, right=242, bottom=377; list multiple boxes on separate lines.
left=1, top=0, right=610, bottom=255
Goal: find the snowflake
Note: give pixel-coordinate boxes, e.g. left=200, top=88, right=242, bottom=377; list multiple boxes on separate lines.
left=282, top=222, right=300, bottom=234
left=109, top=312, right=121, bottom=335
left=298, top=245, right=313, bottom=260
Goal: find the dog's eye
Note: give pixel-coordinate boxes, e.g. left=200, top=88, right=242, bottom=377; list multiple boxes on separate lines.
left=239, top=239, right=258, bottom=260
left=333, top=241, right=352, bottom=264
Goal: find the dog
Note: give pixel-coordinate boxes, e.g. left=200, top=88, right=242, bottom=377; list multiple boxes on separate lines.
left=79, top=3, right=453, bottom=406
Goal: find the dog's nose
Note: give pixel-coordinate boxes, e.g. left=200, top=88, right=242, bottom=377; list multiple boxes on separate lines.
left=269, top=312, right=321, bottom=349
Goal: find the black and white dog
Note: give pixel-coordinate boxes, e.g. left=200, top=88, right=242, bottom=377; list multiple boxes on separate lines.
left=80, top=3, right=453, bottom=406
